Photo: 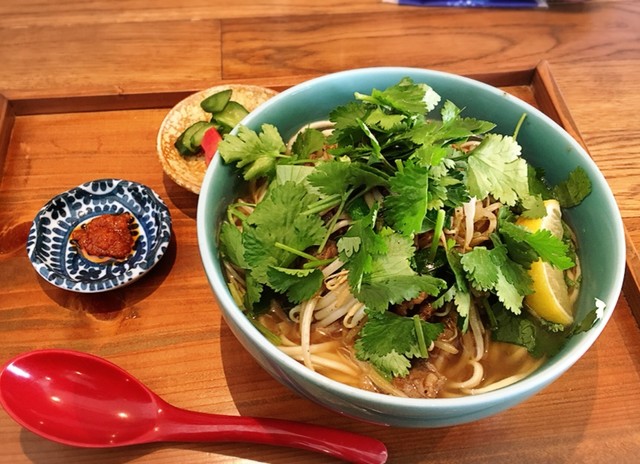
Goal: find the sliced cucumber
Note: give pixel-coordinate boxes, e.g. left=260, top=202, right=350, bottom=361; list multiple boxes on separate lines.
left=178, top=121, right=211, bottom=153
left=213, top=101, right=249, bottom=132
left=174, top=131, right=194, bottom=156
left=200, top=89, right=232, bottom=113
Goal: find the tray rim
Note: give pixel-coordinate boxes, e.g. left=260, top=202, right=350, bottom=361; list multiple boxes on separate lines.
left=1, top=60, right=638, bottom=324
left=2, top=68, right=536, bottom=117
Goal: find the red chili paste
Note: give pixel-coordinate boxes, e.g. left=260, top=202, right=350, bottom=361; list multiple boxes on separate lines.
left=71, top=213, right=136, bottom=260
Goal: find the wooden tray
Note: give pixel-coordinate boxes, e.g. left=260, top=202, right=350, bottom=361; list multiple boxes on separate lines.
left=1, top=61, right=639, bottom=464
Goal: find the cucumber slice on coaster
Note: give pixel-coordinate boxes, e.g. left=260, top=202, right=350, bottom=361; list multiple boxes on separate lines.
left=174, top=131, right=194, bottom=156
left=200, top=89, right=232, bottom=113
left=213, top=101, right=249, bottom=131
left=177, top=121, right=211, bottom=154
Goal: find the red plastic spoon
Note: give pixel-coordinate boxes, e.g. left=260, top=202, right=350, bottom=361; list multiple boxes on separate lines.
left=0, top=349, right=387, bottom=464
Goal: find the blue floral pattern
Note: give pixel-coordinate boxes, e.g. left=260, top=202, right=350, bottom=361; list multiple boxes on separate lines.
left=26, top=179, right=172, bottom=292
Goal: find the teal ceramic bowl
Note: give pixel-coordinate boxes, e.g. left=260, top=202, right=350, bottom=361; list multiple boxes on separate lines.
left=197, top=67, right=625, bottom=427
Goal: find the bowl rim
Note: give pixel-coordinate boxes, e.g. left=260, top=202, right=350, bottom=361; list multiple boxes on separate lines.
left=197, top=66, right=626, bottom=410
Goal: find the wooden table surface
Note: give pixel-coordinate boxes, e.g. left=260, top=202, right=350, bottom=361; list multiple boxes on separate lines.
left=1, top=1, right=639, bottom=463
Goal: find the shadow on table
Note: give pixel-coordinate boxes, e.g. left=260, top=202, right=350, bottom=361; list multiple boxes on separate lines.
left=36, top=231, right=177, bottom=322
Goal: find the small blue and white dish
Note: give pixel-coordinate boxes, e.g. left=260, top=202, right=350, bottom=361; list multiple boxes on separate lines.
left=26, top=179, right=172, bottom=293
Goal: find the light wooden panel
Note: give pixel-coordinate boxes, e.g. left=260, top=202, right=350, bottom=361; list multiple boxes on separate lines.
left=220, top=4, right=640, bottom=80
left=0, top=20, right=223, bottom=99
left=0, top=0, right=389, bottom=27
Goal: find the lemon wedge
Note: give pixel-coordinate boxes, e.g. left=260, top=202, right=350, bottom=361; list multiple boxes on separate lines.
left=516, top=199, right=574, bottom=326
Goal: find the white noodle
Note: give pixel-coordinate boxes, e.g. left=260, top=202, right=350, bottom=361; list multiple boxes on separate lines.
left=325, top=271, right=349, bottom=291
left=283, top=352, right=360, bottom=376
left=315, top=300, right=355, bottom=327
left=463, top=198, right=476, bottom=250
left=433, top=303, right=452, bottom=318
left=288, top=304, right=303, bottom=323
left=331, top=219, right=352, bottom=234
left=223, top=262, right=246, bottom=288
left=278, top=334, right=298, bottom=347
left=300, top=298, right=318, bottom=371
left=315, top=289, right=340, bottom=311
left=447, top=360, right=484, bottom=389
left=343, top=305, right=366, bottom=328
left=315, top=285, right=351, bottom=318
left=469, top=305, right=485, bottom=362
left=279, top=341, right=340, bottom=356
left=433, top=340, right=459, bottom=355
left=364, top=191, right=375, bottom=208
left=334, top=284, right=353, bottom=308
left=322, top=259, right=345, bottom=278
left=464, top=358, right=544, bottom=395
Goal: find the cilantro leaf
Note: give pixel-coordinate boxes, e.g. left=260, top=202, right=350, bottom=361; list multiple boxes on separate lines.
left=339, top=209, right=388, bottom=293
left=355, top=229, right=447, bottom=312
left=490, top=303, right=538, bottom=353
left=527, top=165, right=554, bottom=200
left=306, top=160, right=388, bottom=197
left=411, top=101, right=495, bottom=147
left=440, top=100, right=496, bottom=136
left=275, top=165, right=317, bottom=187
left=327, top=101, right=370, bottom=152
left=355, top=311, right=444, bottom=378
left=243, top=182, right=327, bottom=283
left=466, top=134, right=529, bottom=205
left=356, top=118, right=383, bottom=161
left=500, top=220, right=575, bottom=270
left=383, top=159, right=429, bottom=235
left=291, top=128, right=325, bottom=159
left=354, top=77, right=437, bottom=115
left=365, top=107, right=407, bottom=131
left=552, top=166, right=592, bottom=208
left=358, top=274, right=446, bottom=313
left=244, top=272, right=264, bottom=314
left=444, top=249, right=472, bottom=322
left=491, top=301, right=600, bottom=358
left=496, top=207, right=538, bottom=266
left=307, top=161, right=353, bottom=196
left=219, top=221, right=247, bottom=269
left=460, top=242, right=532, bottom=313
left=336, top=236, right=362, bottom=258
left=266, top=267, right=324, bottom=303
left=519, top=193, right=546, bottom=219
left=459, top=247, right=496, bottom=291
left=425, top=159, right=468, bottom=211
left=218, top=124, right=287, bottom=180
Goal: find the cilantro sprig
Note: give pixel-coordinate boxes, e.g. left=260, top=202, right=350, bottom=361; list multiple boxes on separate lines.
left=355, top=311, right=444, bottom=378
left=218, top=124, right=287, bottom=180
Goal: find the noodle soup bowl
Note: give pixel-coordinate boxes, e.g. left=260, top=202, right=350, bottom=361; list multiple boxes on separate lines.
left=197, top=67, right=625, bottom=427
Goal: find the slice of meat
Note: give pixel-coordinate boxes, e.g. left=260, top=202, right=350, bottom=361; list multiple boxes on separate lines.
left=392, top=360, right=447, bottom=399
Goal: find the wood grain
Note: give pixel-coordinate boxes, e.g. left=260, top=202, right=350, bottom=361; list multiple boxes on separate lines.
left=1, top=1, right=640, bottom=463
left=0, top=96, right=14, bottom=178
left=0, top=0, right=388, bottom=28
left=0, top=20, right=223, bottom=99
left=219, top=4, right=640, bottom=78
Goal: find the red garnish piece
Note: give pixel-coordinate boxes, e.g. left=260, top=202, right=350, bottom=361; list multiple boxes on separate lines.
left=201, top=126, right=223, bottom=166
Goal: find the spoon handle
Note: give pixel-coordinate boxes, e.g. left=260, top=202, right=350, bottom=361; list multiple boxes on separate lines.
left=158, top=406, right=387, bottom=464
